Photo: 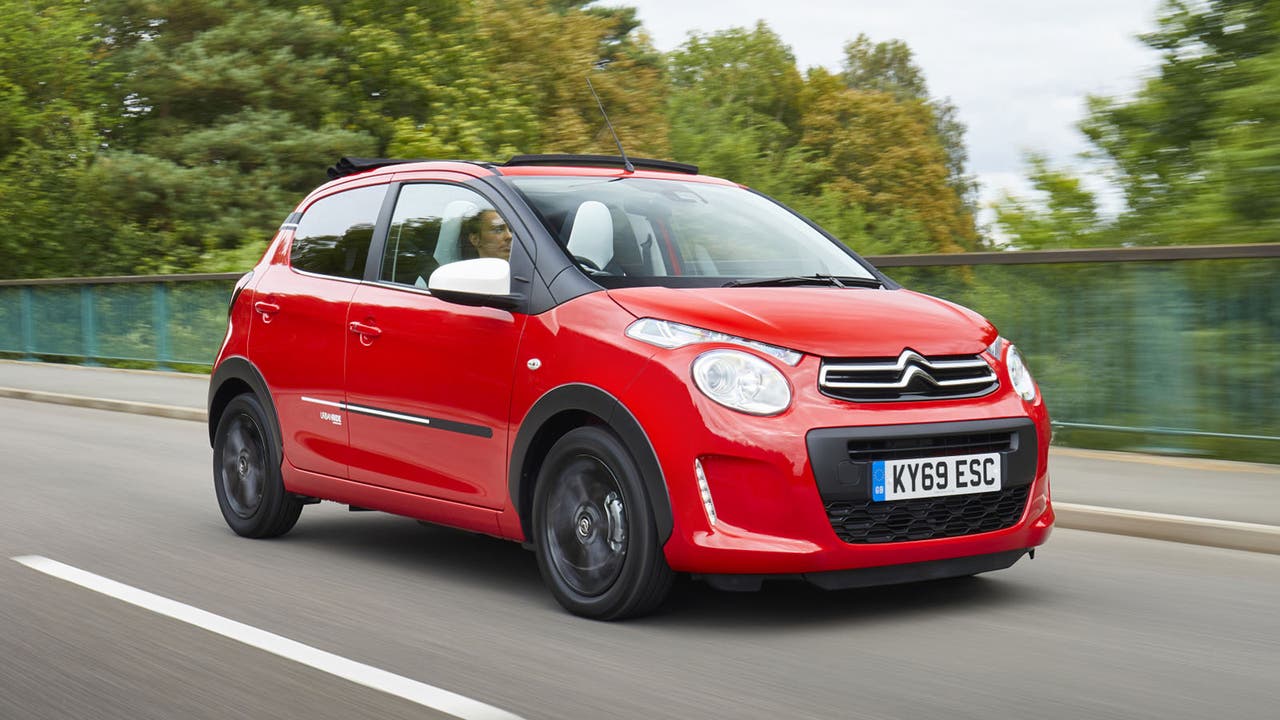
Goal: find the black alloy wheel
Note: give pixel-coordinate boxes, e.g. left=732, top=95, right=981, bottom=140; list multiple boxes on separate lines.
left=212, top=393, right=302, bottom=538
left=533, top=426, right=673, bottom=620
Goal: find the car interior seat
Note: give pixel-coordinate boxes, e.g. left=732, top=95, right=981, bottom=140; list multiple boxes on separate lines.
left=565, top=201, right=615, bottom=272
left=605, top=205, right=646, bottom=276
left=424, top=200, right=482, bottom=287
left=563, top=200, right=650, bottom=276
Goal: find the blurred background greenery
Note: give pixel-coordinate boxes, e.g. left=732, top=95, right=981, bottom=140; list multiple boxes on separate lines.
left=11, top=0, right=1280, bottom=278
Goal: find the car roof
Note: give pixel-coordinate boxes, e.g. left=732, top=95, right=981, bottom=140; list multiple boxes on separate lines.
left=308, top=155, right=738, bottom=201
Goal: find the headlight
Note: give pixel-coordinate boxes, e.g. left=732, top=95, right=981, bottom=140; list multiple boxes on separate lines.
left=692, top=350, right=792, bottom=415
left=1005, top=344, right=1037, bottom=402
left=626, top=318, right=802, bottom=366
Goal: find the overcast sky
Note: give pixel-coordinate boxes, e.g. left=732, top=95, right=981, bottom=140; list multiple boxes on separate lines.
left=608, top=0, right=1165, bottom=223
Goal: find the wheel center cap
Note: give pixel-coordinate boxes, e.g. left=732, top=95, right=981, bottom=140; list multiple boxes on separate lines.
left=238, top=454, right=249, bottom=477
left=576, top=514, right=593, bottom=538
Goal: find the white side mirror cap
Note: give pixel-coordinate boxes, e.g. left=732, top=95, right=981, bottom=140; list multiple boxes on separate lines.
left=427, top=258, right=514, bottom=308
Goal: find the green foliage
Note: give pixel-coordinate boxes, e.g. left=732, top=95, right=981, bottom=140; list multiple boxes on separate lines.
left=0, top=1, right=108, bottom=278
left=993, top=154, right=1106, bottom=249
left=791, top=67, right=976, bottom=254
left=1, top=0, right=984, bottom=279
left=667, top=27, right=977, bottom=255
left=999, top=0, right=1280, bottom=249
left=666, top=23, right=803, bottom=196
left=842, top=34, right=977, bottom=216
left=13, top=0, right=1275, bottom=278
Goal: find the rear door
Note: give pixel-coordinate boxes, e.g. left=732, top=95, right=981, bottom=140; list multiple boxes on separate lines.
left=344, top=180, right=526, bottom=508
left=249, top=182, right=388, bottom=478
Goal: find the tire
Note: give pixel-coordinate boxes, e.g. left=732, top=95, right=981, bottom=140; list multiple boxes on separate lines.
left=532, top=426, right=674, bottom=620
left=212, top=393, right=302, bottom=538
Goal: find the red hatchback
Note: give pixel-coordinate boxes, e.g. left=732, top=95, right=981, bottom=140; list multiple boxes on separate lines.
left=208, top=155, right=1053, bottom=619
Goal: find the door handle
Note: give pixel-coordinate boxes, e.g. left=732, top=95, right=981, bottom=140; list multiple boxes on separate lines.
left=254, top=301, right=280, bottom=323
left=348, top=321, right=382, bottom=345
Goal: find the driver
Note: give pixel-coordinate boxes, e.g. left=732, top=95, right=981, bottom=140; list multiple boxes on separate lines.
left=465, top=209, right=513, bottom=259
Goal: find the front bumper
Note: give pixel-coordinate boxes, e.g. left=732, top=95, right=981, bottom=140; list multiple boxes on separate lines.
left=621, top=352, right=1055, bottom=578
left=699, top=548, right=1031, bottom=592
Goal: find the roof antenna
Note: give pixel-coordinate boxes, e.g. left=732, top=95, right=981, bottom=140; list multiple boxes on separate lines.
left=587, top=59, right=634, bottom=173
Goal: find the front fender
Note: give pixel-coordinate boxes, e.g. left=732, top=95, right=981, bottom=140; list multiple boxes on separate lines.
left=509, top=383, right=673, bottom=544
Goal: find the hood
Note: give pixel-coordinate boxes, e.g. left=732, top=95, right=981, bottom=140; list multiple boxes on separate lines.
left=607, top=286, right=996, bottom=358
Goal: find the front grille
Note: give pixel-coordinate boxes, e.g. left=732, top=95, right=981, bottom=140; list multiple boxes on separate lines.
left=847, top=431, right=1013, bottom=462
left=807, top=419, right=1039, bottom=546
left=826, top=486, right=1030, bottom=544
left=820, top=349, right=998, bottom=402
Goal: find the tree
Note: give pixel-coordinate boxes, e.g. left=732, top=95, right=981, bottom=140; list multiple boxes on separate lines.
left=842, top=34, right=977, bottom=217
left=69, top=0, right=375, bottom=272
left=384, top=0, right=669, bottom=161
left=0, top=0, right=115, bottom=278
left=1, top=1, right=988, bottom=278
left=1002, top=0, right=1280, bottom=249
left=790, top=68, right=977, bottom=254
left=665, top=26, right=975, bottom=255
left=993, top=154, right=1106, bottom=249
left=665, top=23, right=804, bottom=195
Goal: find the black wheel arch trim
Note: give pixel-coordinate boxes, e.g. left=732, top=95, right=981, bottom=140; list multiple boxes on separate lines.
left=207, top=356, right=282, bottom=457
left=510, top=383, right=673, bottom=545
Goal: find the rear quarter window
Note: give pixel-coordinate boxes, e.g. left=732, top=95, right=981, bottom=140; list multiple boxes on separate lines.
left=290, top=185, right=387, bottom=279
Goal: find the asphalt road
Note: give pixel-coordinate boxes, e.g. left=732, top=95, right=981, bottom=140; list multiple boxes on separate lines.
left=3, top=398, right=1278, bottom=719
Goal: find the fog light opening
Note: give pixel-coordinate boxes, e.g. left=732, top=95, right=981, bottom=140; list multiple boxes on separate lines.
left=694, top=458, right=718, bottom=526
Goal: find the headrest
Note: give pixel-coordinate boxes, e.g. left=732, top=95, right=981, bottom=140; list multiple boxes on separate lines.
left=565, top=201, right=614, bottom=270
left=435, top=200, right=481, bottom=266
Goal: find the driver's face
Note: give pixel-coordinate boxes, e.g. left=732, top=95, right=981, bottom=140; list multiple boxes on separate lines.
left=471, top=210, right=512, bottom=259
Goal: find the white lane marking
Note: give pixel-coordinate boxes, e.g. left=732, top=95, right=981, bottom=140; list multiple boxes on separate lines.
left=12, top=556, right=523, bottom=720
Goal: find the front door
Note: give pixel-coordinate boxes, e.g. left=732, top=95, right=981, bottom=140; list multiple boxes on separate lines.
left=344, top=182, right=525, bottom=508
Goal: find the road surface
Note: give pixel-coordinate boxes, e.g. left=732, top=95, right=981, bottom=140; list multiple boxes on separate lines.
left=3, top=399, right=1277, bottom=719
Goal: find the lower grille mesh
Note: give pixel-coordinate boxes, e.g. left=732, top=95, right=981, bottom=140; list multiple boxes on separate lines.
left=848, top=431, right=1013, bottom=462
left=826, top=486, right=1030, bottom=544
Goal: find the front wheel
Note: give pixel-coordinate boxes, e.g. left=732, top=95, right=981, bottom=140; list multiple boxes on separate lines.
left=212, top=393, right=302, bottom=538
left=533, top=426, right=674, bottom=620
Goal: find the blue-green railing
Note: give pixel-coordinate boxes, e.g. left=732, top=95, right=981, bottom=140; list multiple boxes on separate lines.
left=878, top=244, right=1280, bottom=461
left=1, top=245, right=1277, bottom=460
left=0, top=273, right=239, bottom=368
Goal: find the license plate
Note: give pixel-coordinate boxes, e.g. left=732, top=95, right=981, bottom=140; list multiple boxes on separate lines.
left=872, top=452, right=1002, bottom=501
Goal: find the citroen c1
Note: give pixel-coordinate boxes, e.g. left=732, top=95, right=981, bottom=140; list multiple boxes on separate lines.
left=208, top=154, right=1054, bottom=620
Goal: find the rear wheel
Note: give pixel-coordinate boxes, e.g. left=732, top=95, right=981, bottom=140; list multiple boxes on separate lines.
left=213, top=393, right=301, bottom=538
left=533, top=426, right=673, bottom=620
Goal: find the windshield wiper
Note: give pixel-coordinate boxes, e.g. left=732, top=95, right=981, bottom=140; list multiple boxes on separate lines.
left=723, top=274, right=882, bottom=289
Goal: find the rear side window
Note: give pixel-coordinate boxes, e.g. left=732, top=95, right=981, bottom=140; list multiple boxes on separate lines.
left=290, top=185, right=386, bottom=279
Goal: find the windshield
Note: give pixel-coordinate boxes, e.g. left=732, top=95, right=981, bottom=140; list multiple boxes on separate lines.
left=506, top=176, right=877, bottom=286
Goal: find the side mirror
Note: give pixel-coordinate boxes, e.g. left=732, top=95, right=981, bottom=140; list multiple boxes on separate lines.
left=427, top=258, right=520, bottom=310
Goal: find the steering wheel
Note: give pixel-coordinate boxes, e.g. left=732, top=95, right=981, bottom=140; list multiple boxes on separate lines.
left=573, top=255, right=603, bottom=273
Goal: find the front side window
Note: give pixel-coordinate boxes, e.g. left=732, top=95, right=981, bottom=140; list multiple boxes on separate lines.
left=290, top=185, right=386, bottom=279
left=380, top=184, right=512, bottom=288
left=507, top=176, right=876, bottom=285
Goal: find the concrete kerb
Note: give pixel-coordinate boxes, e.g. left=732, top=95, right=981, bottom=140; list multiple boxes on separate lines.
left=0, top=387, right=206, bottom=423
left=4, top=385, right=1278, bottom=555
left=1055, top=503, right=1280, bottom=555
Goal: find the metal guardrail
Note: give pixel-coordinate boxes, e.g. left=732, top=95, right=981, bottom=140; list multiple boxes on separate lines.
left=865, top=242, right=1280, bottom=266
left=1, top=243, right=1277, bottom=460
left=871, top=244, right=1280, bottom=460
left=0, top=272, right=243, bottom=286
left=0, top=277, right=237, bottom=368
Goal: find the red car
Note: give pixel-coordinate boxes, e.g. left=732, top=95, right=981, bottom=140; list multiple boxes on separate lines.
left=208, top=155, right=1053, bottom=619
